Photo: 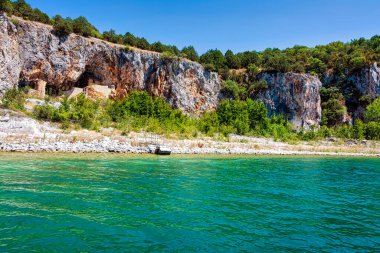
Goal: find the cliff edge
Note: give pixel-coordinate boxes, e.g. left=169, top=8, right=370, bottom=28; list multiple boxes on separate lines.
left=0, top=16, right=221, bottom=114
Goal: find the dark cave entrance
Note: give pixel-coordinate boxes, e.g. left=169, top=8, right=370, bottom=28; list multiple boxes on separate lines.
left=76, top=71, right=102, bottom=88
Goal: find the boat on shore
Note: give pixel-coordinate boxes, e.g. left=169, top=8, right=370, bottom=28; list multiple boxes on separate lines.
left=148, top=144, right=172, bottom=155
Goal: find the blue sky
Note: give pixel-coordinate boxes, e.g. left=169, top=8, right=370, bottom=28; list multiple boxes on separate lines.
left=26, top=0, right=380, bottom=54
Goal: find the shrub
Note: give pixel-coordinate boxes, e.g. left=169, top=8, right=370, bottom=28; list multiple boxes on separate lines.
left=72, top=16, right=100, bottom=38
left=221, top=80, right=246, bottom=100
left=364, top=97, right=380, bottom=122
left=365, top=122, right=380, bottom=140
left=200, top=49, right=226, bottom=72
left=199, top=111, right=219, bottom=136
left=2, top=88, right=26, bottom=111
left=33, top=104, right=60, bottom=121
left=181, top=46, right=199, bottom=62
left=0, top=0, right=14, bottom=14
left=52, top=15, right=73, bottom=36
left=161, top=51, right=178, bottom=62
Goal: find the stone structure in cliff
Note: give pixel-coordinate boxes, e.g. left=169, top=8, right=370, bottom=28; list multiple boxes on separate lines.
left=0, top=16, right=220, bottom=114
left=258, top=72, right=322, bottom=130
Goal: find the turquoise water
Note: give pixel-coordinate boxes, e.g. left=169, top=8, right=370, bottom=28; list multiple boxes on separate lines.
left=0, top=154, right=379, bottom=252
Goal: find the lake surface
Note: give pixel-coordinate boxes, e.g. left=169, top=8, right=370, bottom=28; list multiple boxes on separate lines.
left=0, top=154, right=379, bottom=252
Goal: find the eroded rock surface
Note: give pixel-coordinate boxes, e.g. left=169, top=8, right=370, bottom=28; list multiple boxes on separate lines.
left=348, top=62, right=380, bottom=99
left=0, top=16, right=21, bottom=96
left=258, top=72, right=322, bottom=130
left=0, top=16, right=220, bottom=114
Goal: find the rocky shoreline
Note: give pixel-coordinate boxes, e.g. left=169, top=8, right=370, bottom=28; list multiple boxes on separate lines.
left=1, top=109, right=380, bottom=157
left=1, top=140, right=379, bottom=157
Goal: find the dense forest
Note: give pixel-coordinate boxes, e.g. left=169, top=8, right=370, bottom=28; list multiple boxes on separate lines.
left=1, top=0, right=380, bottom=140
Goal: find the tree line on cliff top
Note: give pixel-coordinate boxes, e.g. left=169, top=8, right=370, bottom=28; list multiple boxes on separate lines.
left=2, top=0, right=380, bottom=78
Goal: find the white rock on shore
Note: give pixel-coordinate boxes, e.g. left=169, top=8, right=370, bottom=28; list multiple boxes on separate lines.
left=0, top=109, right=379, bottom=156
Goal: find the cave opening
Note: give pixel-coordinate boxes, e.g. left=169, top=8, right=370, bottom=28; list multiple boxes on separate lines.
left=45, top=85, right=59, bottom=96
left=76, top=71, right=102, bottom=88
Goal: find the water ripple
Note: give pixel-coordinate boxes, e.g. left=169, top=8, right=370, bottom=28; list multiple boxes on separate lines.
left=0, top=154, right=379, bottom=252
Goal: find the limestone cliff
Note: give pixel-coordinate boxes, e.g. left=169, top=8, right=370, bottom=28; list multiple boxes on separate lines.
left=348, top=62, right=380, bottom=99
left=0, top=16, right=220, bottom=114
left=322, top=62, right=380, bottom=120
left=6, top=15, right=379, bottom=129
left=0, top=15, right=21, bottom=96
left=258, top=72, right=322, bottom=130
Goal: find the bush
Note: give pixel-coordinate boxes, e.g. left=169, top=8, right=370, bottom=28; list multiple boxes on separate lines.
left=52, top=15, right=73, bottom=36
left=200, top=49, right=226, bottom=72
left=0, top=0, right=14, bottom=14
left=161, top=51, right=178, bottom=62
left=2, top=88, right=26, bottom=111
left=72, top=16, right=100, bottom=38
left=365, top=122, right=380, bottom=140
left=181, top=46, right=199, bottom=62
left=364, top=97, right=380, bottom=122
left=198, top=111, right=219, bottom=136
left=222, top=80, right=246, bottom=100
left=216, top=99, right=272, bottom=136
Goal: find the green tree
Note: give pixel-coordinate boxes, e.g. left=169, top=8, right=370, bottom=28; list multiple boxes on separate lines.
left=30, top=8, right=50, bottom=24
left=260, top=48, right=290, bottom=72
left=52, top=15, right=73, bottom=36
left=103, top=29, right=122, bottom=44
left=221, top=80, right=246, bottom=100
left=247, top=80, right=268, bottom=97
left=246, top=99, right=268, bottom=130
left=200, top=49, right=226, bottom=72
left=217, top=99, right=233, bottom=126
left=225, top=50, right=241, bottom=69
left=349, top=56, right=367, bottom=71
left=0, top=0, right=14, bottom=14
left=2, top=88, right=26, bottom=111
left=320, top=87, right=347, bottom=126
left=307, top=57, right=327, bottom=77
left=364, top=97, right=380, bottom=122
left=321, top=98, right=346, bottom=126
left=231, top=100, right=250, bottom=134
left=181, top=46, right=199, bottom=62
left=199, top=111, right=219, bottom=135
left=364, top=122, right=380, bottom=140
left=236, top=51, right=260, bottom=68
left=137, top=37, right=150, bottom=50
left=12, top=0, right=33, bottom=19
left=353, top=119, right=365, bottom=140
left=72, top=16, right=99, bottom=37
left=150, top=41, right=167, bottom=53
left=123, top=32, right=139, bottom=47
left=246, top=63, right=260, bottom=78
left=216, top=99, right=250, bottom=134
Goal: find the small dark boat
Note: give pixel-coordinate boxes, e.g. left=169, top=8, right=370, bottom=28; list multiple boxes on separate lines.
left=148, top=144, right=171, bottom=155
left=155, top=145, right=171, bottom=155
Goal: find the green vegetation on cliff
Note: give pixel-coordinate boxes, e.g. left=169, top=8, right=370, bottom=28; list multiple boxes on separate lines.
left=2, top=88, right=380, bottom=141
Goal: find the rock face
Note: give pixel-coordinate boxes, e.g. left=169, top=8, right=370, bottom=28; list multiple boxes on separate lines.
left=348, top=62, right=380, bottom=99
left=0, top=16, right=220, bottom=114
left=0, top=14, right=22, bottom=96
left=258, top=72, right=322, bottom=130
left=6, top=15, right=373, bottom=129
